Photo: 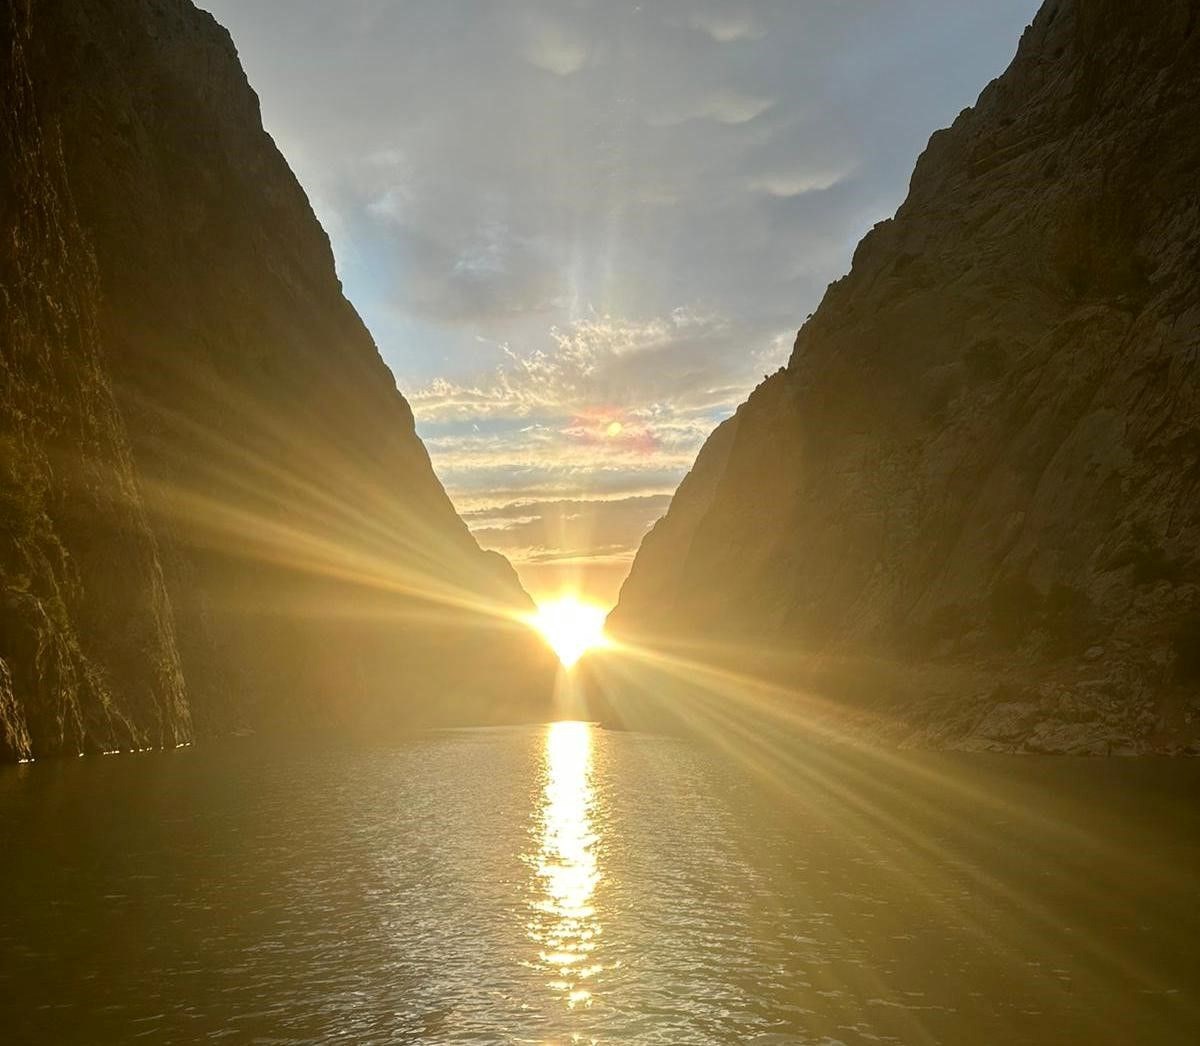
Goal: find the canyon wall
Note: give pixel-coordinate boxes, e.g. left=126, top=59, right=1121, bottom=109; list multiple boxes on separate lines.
left=1, top=0, right=554, bottom=760
left=610, top=0, right=1200, bottom=754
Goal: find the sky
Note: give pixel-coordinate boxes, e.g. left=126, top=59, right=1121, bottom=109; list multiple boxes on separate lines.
left=202, top=0, right=1040, bottom=605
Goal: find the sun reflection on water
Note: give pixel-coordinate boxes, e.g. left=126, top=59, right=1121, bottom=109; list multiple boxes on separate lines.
left=528, top=720, right=602, bottom=1010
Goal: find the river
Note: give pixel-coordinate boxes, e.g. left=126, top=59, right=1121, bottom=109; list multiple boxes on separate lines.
left=1, top=723, right=1197, bottom=1043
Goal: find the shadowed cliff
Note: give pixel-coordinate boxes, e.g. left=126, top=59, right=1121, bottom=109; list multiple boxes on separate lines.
left=1, top=0, right=555, bottom=761
left=609, top=0, right=1200, bottom=754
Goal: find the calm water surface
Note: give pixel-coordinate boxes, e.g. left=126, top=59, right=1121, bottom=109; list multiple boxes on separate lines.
left=1, top=723, right=1197, bottom=1044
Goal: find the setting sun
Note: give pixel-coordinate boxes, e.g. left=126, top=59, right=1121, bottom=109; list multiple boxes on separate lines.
left=529, top=597, right=609, bottom=668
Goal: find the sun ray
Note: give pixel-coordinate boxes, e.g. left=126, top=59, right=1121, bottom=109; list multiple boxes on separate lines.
left=576, top=635, right=1195, bottom=1008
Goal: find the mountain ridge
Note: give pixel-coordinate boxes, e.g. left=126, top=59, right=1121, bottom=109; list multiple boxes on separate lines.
left=1, top=0, right=553, bottom=761
left=609, top=0, right=1200, bottom=754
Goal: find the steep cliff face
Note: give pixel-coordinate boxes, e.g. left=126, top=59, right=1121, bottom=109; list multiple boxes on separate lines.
left=1, top=0, right=553, bottom=760
left=610, top=0, right=1200, bottom=753
left=1, top=0, right=191, bottom=760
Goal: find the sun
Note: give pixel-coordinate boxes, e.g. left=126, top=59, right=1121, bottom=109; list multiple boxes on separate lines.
left=529, top=597, right=609, bottom=668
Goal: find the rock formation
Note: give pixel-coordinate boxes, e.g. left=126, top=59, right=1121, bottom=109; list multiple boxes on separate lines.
left=1, top=0, right=553, bottom=761
left=609, top=0, right=1200, bottom=754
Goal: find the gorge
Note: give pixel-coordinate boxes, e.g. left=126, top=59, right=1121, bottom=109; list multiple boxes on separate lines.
left=3, top=0, right=1200, bottom=763
left=3, top=2, right=1200, bottom=1042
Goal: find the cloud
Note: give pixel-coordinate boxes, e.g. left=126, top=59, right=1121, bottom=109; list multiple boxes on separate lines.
left=421, top=420, right=711, bottom=496
left=747, top=167, right=852, bottom=198
left=463, top=494, right=672, bottom=562
left=459, top=492, right=674, bottom=603
left=408, top=309, right=785, bottom=422
left=395, top=225, right=564, bottom=325
left=404, top=308, right=790, bottom=534
left=687, top=9, right=766, bottom=44
left=644, top=90, right=776, bottom=127
left=520, top=17, right=591, bottom=76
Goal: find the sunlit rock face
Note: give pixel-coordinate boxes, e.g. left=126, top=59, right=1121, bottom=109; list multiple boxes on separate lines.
left=611, top=0, right=1200, bottom=754
left=0, top=0, right=554, bottom=760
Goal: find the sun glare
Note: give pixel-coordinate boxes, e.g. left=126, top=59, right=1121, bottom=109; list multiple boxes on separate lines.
left=529, top=597, right=609, bottom=668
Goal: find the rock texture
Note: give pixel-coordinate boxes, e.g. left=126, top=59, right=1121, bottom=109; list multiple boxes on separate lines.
left=610, top=0, right=1200, bottom=754
left=1, top=0, right=553, bottom=761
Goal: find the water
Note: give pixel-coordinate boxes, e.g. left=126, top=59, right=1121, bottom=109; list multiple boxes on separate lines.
left=1, top=723, right=1197, bottom=1044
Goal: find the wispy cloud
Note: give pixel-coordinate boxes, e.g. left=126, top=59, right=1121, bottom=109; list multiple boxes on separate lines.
left=520, top=14, right=591, bottom=76
left=405, top=309, right=790, bottom=550
left=463, top=494, right=672, bottom=561
left=459, top=493, right=673, bottom=602
left=686, top=8, right=766, bottom=44
left=747, top=166, right=852, bottom=198
left=408, top=309, right=786, bottom=423
left=644, top=90, right=776, bottom=127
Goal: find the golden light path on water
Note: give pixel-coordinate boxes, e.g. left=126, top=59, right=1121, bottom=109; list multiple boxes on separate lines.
left=528, top=721, right=603, bottom=1012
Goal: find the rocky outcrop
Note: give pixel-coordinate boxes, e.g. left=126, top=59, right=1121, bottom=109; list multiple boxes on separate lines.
left=1, top=0, right=553, bottom=760
left=609, top=0, right=1200, bottom=754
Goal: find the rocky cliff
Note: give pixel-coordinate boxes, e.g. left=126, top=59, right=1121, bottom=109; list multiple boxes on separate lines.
left=609, top=0, right=1200, bottom=754
left=1, top=0, right=553, bottom=761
